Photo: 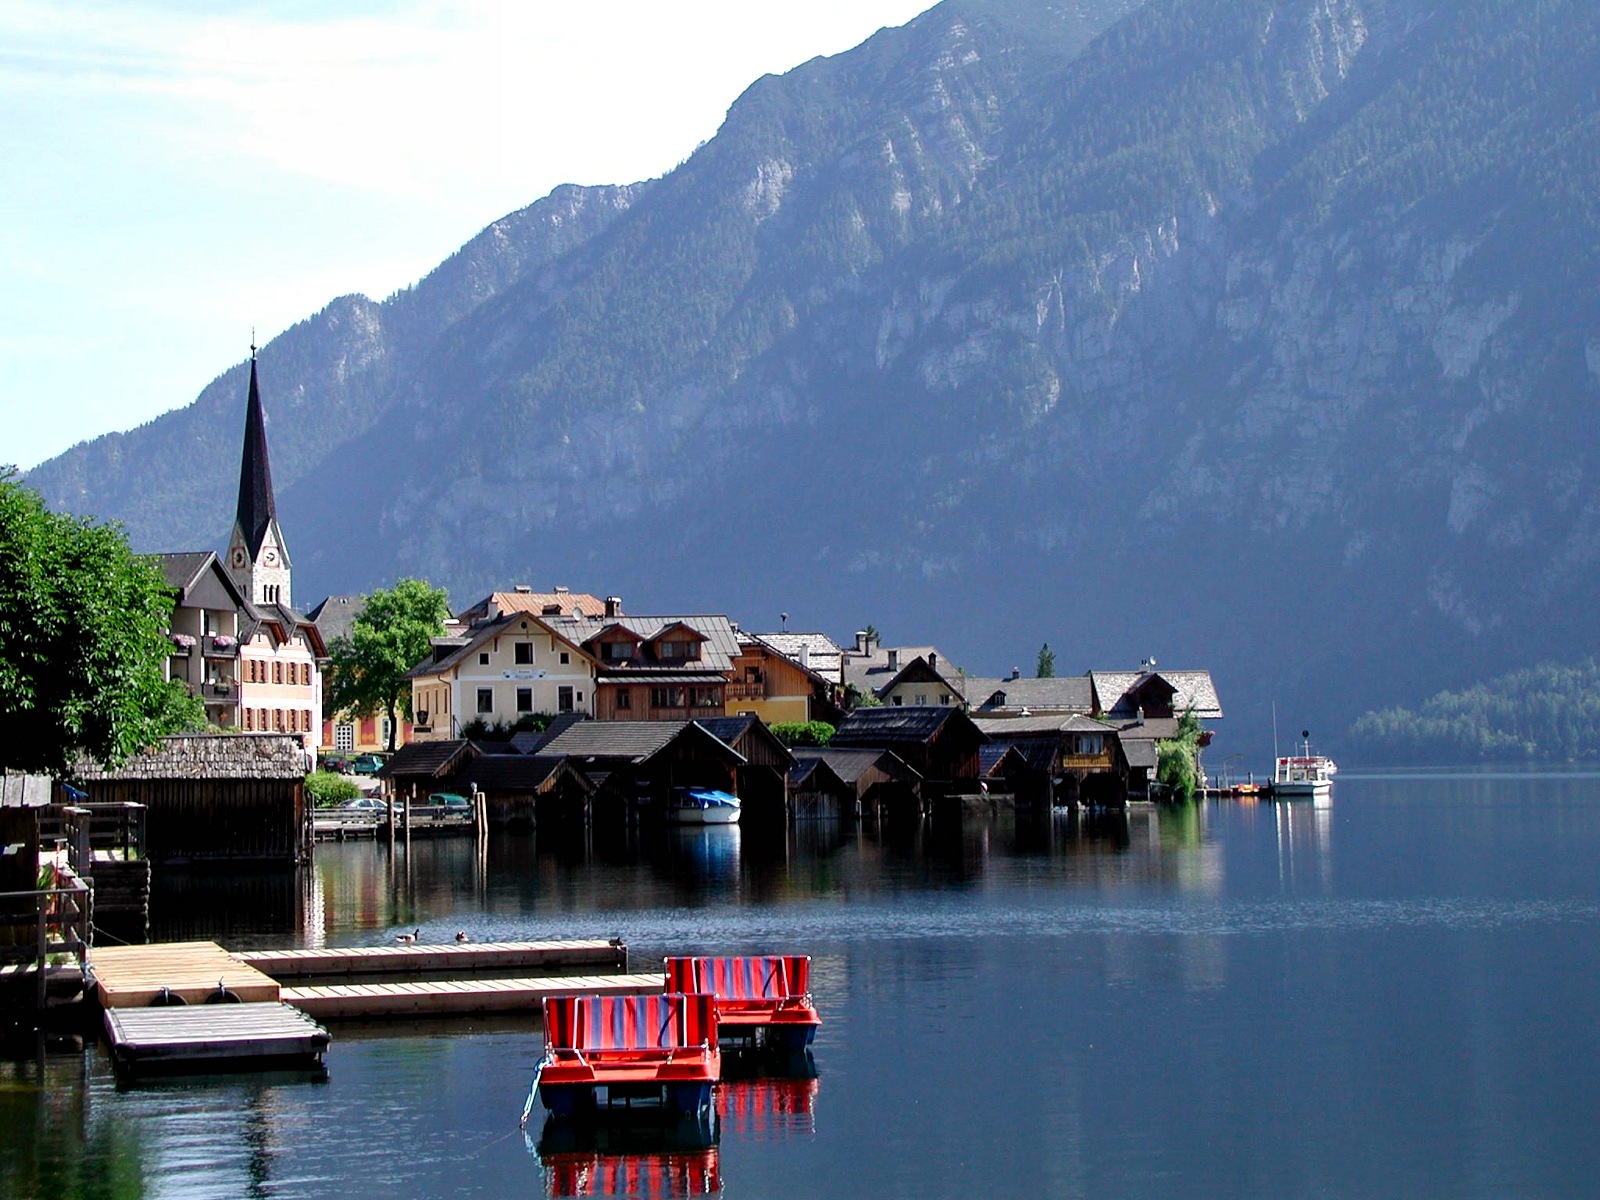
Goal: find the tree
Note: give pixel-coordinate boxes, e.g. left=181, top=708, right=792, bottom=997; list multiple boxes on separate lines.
left=1156, top=707, right=1203, bottom=802
left=1036, top=642, right=1056, bottom=678
left=326, top=579, right=451, bottom=751
left=0, top=470, right=201, bottom=776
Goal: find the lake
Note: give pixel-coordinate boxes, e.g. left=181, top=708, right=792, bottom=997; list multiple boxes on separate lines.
left=5, top=770, right=1600, bottom=1198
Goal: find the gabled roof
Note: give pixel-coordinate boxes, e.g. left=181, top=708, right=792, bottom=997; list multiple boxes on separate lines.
left=841, top=645, right=946, bottom=695
left=73, top=734, right=305, bottom=782
left=508, top=714, right=590, bottom=755
left=831, top=706, right=987, bottom=747
left=545, top=614, right=742, bottom=674
left=1090, top=670, right=1223, bottom=718
left=980, top=744, right=1034, bottom=777
left=307, top=594, right=365, bottom=647
left=537, top=720, right=745, bottom=765
left=155, top=551, right=218, bottom=593
left=738, top=637, right=839, bottom=692
left=405, top=613, right=593, bottom=680
left=750, top=633, right=844, bottom=684
left=152, top=551, right=249, bottom=612
left=456, top=754, right=590, bottom=794
left=968, top=675, right=1094, bottom=714
left=455, top=589, right=609, bottom=625
left=870, top=655, right=965, bottom=701
left=695, top=716, right=796, bottom=769
left=790, top=747, right=922, bottom=785
left=240, top=599, right=327, bottom=657
left=378, top=739, right=479, bottom=781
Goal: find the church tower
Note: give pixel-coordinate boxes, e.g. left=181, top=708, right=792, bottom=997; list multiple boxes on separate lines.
left=225, top=349, right=292, bottom=609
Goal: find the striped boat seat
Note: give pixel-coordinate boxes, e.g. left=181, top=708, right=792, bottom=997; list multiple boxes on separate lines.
left=543, top=992, right=716, bottom=1053
left=664, top=956, right=811, bottom=1003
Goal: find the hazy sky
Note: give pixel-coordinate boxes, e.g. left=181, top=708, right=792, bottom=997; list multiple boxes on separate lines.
left=1, top=0, right=935, bottom=471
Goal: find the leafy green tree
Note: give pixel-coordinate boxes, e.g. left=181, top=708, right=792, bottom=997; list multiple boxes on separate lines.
left=1036, top=643, right=1056, bottom=678
left=0, top=470, right=198, bottom=776
left=327, top=579, right=451, bottom=751
left=1157, top=707, right=1203, bottom=802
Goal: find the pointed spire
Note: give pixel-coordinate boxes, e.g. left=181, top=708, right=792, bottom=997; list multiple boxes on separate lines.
left=235, top=349, right=277, bottom=557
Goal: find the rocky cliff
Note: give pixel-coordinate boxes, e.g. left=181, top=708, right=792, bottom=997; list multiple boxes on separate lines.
left=26, top=0, right=1600, bottom=753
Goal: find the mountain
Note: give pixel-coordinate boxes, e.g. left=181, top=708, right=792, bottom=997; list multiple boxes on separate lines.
left=25, top=0, right=1600, bottom=760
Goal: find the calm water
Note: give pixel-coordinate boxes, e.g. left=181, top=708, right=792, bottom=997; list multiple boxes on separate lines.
left=6, top=771, right=1600, bottom=1198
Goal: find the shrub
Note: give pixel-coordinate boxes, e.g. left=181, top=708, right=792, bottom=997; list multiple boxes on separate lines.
left=306, top=770, right=360, bottom=807
left=771, top=720, right=835, bottom=747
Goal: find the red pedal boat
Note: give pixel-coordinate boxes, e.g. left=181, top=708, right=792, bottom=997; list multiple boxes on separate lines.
left=663, top=956, right=820, bottom=1053
left=528, top=992, right=720, bottom=1122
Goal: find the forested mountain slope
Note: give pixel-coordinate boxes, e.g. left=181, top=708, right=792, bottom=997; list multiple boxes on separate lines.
left=26, top=0, right=1600, bottom=753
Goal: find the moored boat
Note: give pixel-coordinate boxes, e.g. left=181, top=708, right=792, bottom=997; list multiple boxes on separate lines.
left=1272, top=733, right=1336, bottom=798
left=667, top=787, right=741, bottom=825
left=665, top=955, right=821, bottom=1054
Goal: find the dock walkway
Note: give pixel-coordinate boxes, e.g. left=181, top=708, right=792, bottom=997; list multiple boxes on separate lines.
left=281, top=972, right=662, bottom=1020
left=105, top=1002, right=329, bottom=1077
left=236, top=938, right=625, bottom=979
left=91, top=941, right=279, bottom=1007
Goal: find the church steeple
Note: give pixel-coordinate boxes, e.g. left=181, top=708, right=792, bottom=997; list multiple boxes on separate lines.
left=235, top=349, right=277, bottom=558
left=225, top=343, right=292, bottom=608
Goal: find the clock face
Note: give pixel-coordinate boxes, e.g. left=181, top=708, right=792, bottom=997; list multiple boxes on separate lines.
left=231, top=547, right=247, bottom=568
left=263, top=548, right=279, bottom=567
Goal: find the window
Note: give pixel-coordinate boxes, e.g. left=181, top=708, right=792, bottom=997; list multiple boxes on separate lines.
left=516, top=687, right=533, bottom=713
left=914, top=694, right=927, bottom=706
left=335, top=723, right=355, bottom=751
left=656, top=639, right=699, bottom=661
left=273, top=662, right=283, bottom=684
left=559, top=651, right=570, bottom=665
left=893, top=696, right=904, bottom=706
left=557, top=686, right=574, bottom=714
left=689, top=686, right=720, bottom=708
left=1076, top=734, right=1104, bottom=756
left=243, top=709, right=253, bottom=731
left=478, top=652, right=490, bottom=666
left=514, top=642, right=533, bottom=665
left=476, top=688, right=494, bottom=714
left=273, top=709, right=284, bottom=731
left=380, top=717, right=392, bottom=744
left=940, top=694, right=949, bottom=705
left=615, top=688, right=631, bottom=711
left=601, top=641, right=634, bottom=663
left=650, top=687, right=687, bottom=709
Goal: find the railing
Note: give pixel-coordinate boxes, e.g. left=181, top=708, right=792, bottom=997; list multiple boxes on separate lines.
left=38, top=803, right=146, bottom=869
left=202, top=635, right=240, bottom=658
left=726, top=682, right=768, bottom=701
left=202, top=680, right=239, bottom=702
left=0, top=878, right=92, bottom=1009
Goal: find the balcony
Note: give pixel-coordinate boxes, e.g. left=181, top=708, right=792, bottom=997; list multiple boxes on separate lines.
left=201, top=681, right=239, bottom=703
left=726, top=681, right=768, bottom=701
left=202, top=634, right=239, bottom=659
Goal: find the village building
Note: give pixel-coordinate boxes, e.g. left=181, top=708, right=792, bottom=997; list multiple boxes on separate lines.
left=829, top=707, right=987, bottom=800
left=452, top=587, right=611, bottom=627
left=539, top=613, right=742, bottom=722
left=727, top=635, right=846, bottom=725
left=752, top=632, right=845, bottom=686
left=406, top=613, right=599, bottom=740
left=307, top=594, right=412, bottom=755
left=153, top=354, right=324, bottom=752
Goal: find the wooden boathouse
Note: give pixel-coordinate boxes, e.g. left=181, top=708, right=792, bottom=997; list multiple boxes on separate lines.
left=788, top=748, right=922, bottom=819
left=72, top=734, right=311, bottom=865
left=693, top=717, right=796, bottom=821
left=828, top=708, right=987, bottom=805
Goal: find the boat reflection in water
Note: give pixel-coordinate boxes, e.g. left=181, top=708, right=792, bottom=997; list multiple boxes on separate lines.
left=718, top=1049, right=820, bottom=1137
left=531, top=1112, right=721, bottom=1198
left=530, top=1050, right=819, bottom=1196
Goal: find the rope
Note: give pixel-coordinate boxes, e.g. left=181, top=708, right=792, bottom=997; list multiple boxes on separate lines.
left=518, top=1051, right=553, bottom=1128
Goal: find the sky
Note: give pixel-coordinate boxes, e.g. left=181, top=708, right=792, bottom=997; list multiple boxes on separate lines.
left=0, top=0, right=936, bottom=472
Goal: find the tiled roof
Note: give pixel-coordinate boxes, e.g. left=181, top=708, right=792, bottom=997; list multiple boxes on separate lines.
left=695, top=716, right=758, bottom=745
left=545, top=614, right=742, bottom=674
left=153, top=551, right=215, bottom=592
left=538, top=720, right=744, bottom=764
left=457, top=754, right=579, bottom=792
left=378, top=739, right=477, bottom=780
left=306, top=594, right=365, bottom=646
left=752, top=633, right=845, bottom=684
left=840, top=645, right=943, bottom=694
left=968, top=675, right=1094, bottom=713
left=831, top=706, right=984, bottom=746
left=791, top=747, right=922, bottom=784
left=1121, top=740, right=1160, bottom=770
left=456, top=590, right=609, bottom=624
left=74, top=734, right=306, bottom=781
left=1091, top=670, right=1223, bottom=718
left=508, top=714, right=590, bottom=755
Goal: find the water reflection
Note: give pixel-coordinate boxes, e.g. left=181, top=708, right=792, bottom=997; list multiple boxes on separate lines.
left=531, top=1115, right=721, bottom=1198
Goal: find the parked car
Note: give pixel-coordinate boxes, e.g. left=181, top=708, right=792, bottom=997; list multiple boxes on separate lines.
left=320, top=755, right=354, bottom=774
left=337, top=797, right=388, bottom=813
left=424, top=792, right=472, bottom=818
left=351, top=754, right=387, bottom=775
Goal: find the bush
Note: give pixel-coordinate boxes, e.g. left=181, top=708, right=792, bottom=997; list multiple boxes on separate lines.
left=770, top=720, right=835, bottom=747
left=306, top=770, right=360, bottom=807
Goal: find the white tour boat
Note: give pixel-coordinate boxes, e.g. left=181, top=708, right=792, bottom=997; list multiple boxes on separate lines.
left=1272, top=731, right=1337, bottom=798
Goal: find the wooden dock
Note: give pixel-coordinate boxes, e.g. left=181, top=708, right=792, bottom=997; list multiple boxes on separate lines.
left=236, top=938, right=626, bottom=979
left=91, top=941, right=280, bottom=1007
left=104, top=1002, right=329, bottom=1077
left=281, top=972, right=662, bottom=1020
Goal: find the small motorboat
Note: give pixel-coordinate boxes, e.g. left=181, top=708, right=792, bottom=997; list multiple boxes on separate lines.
left=666, top=787, right=741, bottom=826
